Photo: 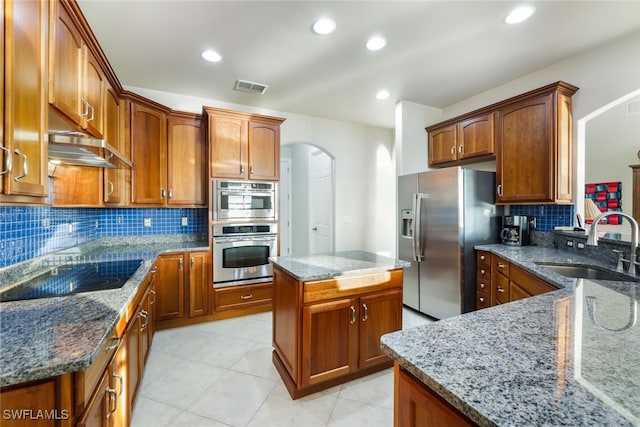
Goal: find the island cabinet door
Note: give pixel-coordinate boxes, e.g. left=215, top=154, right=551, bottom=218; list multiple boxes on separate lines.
left=358, top=289, right=402, bottom=369
left=301, top=297, right=359, bottom=387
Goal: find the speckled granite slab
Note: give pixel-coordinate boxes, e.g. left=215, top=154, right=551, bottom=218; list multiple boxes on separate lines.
left=0, top=236, right=209, bottom=387
left=269, top=250, right=410, bottom=281
left=382, top=244, right=640, bottom=426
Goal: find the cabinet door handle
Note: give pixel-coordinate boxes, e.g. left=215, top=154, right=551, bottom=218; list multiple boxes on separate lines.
left=458, top=145, right=463, bottom=154
left=179, top=258, right=183, bottom=270
left=480, top=269, right=485, bottom=275
left=240, top=294, right=253, bottom=300
left=450, top=146, right=455, bottom=156
left=191, top=257, right=195, bottom=269
left=112, top=373, right=124, bottom=397
left=350, top=305, right=356, bottom=324
left=479, top=282, right=486, bottom=289
left=139, top=310, right=148, bottom=331
left=479, top=297, right=485, bottom=303
left=250, top=165, right=254, bottom=175
left=161, top=187, right=166, bottom=198
left=88, top=103, right=95, bottom=122
left=497, top=286, right=506, bottom=293
left=0, top=145, right=12, bottom=176
left=497, top=263, right=506, bottom=269
left=80, top=98, right=89, bottom=117
left=13, top=149, right=28, bottom=181
left=168, top=188, right=173, bottom=199
left=105, top=386, right=117, bottom=419
left=240, top=165, right=244, bottom=174
left=497, top=184, right=503, bottom=197
left=106, top=180, right=114, bottom=195
left=362, top=303, right=368, bottom=322
left=150, top=289, right=156, bottom=305
left=480, top=255, right=485, bottom=261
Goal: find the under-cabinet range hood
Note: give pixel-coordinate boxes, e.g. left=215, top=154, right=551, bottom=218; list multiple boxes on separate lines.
left=48, top=131, right=133, bottom=169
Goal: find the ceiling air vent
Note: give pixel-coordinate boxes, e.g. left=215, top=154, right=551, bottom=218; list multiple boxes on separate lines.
left=234, top=79, right=269, bottom=95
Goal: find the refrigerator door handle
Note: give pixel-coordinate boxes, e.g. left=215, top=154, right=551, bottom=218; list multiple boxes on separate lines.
left=413, top=193, right=426, bottom=262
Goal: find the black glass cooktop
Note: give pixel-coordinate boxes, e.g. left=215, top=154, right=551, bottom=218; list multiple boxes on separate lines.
left=0, top=259, right=143, bottom=303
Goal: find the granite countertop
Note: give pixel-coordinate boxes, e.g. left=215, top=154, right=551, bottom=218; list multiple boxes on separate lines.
left=381, top=244, right=640, bottom=426
left=269, top=250, right=410, bottom=281
left=0, top=236, right=209, bottom=387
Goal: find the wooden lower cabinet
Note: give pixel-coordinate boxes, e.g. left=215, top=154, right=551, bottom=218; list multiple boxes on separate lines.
left=395, top=364, right=475, bottom=427
left=272, top=266, right=403, bottom=399
left=475, top=251, right=556, bottom=310
left=155, top=250, right=212, bottom=328
left=0, top=375, right=73, bottom=426
left=76, top=370, right=111, bottom=427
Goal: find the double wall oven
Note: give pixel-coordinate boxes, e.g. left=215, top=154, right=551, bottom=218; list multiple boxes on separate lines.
left=212, top=180, right=278, bottom=288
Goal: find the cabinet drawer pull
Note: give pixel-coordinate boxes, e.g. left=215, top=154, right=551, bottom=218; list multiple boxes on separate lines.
left=350, top=305, right=356, bottom=324
left=240, top=294, right=253, bottom=300
left=361, top=303, right=368, bottom=322
left=13, top=149, right=28, bottom=181
left=104, top=337, right=119, bottom=352
left=0, top=145, right=12, bottom=176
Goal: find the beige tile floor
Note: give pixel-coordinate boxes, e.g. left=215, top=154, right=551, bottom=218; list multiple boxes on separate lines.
left=131, top=307, right=431, bottom=427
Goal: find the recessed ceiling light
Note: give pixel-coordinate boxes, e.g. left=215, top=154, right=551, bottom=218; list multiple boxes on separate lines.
left=366, top=36, right=387, bottom=51
left=376, top=90, right=390, bottom=100
left=312, top=18, right=336, bottom=35
left=202, top=49, right=222, bottom=63
left=505, top=5, right=535, bottom=24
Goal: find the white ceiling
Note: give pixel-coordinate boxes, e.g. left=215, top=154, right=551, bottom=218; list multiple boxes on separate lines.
left=77, top=1, right=640, bottom=129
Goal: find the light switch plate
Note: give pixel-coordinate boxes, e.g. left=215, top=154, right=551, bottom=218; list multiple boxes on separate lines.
left=181, top=217, right=188, bottom=226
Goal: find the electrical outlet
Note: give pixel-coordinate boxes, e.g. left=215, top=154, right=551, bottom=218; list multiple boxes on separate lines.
left=181, top=217, right=188, bottom=226
left=566, top=240, right=574, bottom=247
left=67, top=223, right=73, bottom=234
left=143, top=218, right=152, bottom=227
left=577, top=242, right=585, bottom=249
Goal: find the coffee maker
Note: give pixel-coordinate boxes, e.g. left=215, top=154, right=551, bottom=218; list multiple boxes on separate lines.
left=501, top=215, right=535, bottom=246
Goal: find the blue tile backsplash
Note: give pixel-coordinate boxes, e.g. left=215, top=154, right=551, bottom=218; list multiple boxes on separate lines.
left=0, top=207, right=207, bottom=268
left=509, top=204, right=575, bottom=231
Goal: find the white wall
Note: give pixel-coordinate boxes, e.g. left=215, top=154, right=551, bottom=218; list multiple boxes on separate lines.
left=127, top=86, right=395, bottom=256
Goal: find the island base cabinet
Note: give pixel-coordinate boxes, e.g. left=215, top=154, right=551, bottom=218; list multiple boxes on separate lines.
left=395, top=364, right=475, bottom=427
left=0, top=375, right=73, bottom=426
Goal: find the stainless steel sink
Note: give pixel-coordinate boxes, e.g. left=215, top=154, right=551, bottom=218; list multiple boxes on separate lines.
left=537, top=263, right=639, bottom=282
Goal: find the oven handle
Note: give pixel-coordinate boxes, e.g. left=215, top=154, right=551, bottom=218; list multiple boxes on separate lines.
left=219, top=190, right=274, bottom=197
left=214, top=236, right=276, bottom=244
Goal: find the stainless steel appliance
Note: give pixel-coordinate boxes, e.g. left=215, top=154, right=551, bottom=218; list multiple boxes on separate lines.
left=398, top=167, right=502, bottom=319
left=501, top=215, right=535, bottom=246
left=213, top=180, right=276, bottom=221
left=212, top=223, right=277, bottom=287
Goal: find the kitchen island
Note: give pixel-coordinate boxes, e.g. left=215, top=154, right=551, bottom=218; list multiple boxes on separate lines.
left=381, top=244, right=639, bottom=426
left=270, top=250, right=408, bottom=399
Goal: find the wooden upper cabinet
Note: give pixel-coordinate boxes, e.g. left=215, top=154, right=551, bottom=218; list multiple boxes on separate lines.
left=49, top=0, right=105, bottom=137
left=457, top=112, right=495, bottom=160
left=428, top=124, right=457, bottom=166
left=103, top=85, right=125, bottom=205
left=496, top=82, right=577, bottom=204
left=129, top=100, right=168, bottom=205
left=427, top=113, right=495, bottom=167
left=1, top=0, right=48, bottom=201
left=204, top=106, right=285, bottom=181
left=249, top=120, right=281, bottom=180
left=167, top=112, right=206, bottom=205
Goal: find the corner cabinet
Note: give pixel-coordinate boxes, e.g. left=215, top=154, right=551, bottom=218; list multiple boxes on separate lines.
left=1, top=0, right=49, bottom=203
left=496, top=82, right=577, bottom=204
left=272, top=266, right=403, bottom=399
left=203, top=107, right=285, bottom=181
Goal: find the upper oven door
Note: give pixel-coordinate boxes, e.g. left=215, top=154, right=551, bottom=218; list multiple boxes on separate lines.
left=213, top=180, right=276, bottom=220
left=213, top=236, right=276, bottom=286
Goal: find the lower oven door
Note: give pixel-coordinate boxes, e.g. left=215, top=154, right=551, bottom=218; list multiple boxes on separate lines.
left=213, top=235, right=276, bottom=287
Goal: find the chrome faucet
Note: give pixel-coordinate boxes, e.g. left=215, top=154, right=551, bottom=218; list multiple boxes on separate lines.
left=586, top=211, right=639, bottom=276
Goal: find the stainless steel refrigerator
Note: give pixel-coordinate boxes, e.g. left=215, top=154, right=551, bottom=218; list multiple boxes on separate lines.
left=398, top=167, right=502, bottom=319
